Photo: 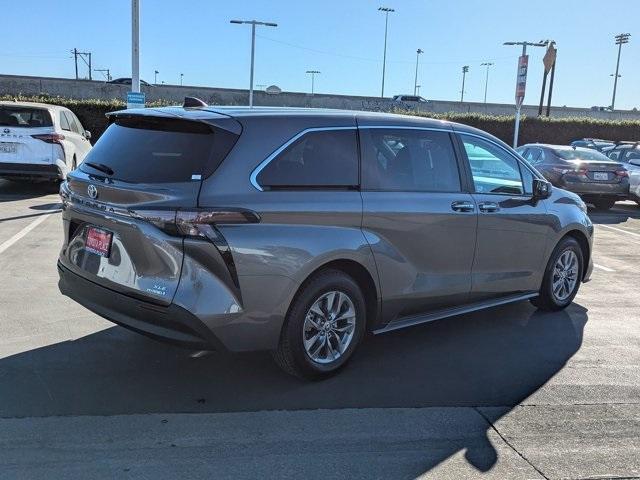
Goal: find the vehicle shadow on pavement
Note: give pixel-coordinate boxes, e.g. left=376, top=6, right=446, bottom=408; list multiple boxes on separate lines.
left=588, top=203, right=640, bottom=224
left=0, top=300, right=587, bottom=475
left=0, top=179, right=59, bottom=201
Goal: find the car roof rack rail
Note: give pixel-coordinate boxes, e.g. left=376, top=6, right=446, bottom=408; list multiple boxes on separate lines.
left=183, top=97, right=208, bottom=108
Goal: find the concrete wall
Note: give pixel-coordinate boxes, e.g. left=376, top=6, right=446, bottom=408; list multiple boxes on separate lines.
left=2, top=73, right=639, bottom=121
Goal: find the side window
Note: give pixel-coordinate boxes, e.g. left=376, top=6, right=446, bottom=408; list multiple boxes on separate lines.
left=608, top=150, right=621, bottom=161
left=626, top=150, right=640, bottom=161
left=520, top=164, right=535, bottom=194
left=70, top=112, right=85, bottom=135
left=59, top=112, right=71, bottom=131
left=257, top=129, right=358, bottom=189
left=361, top=128, right=461, bottom=192
left=462, top=135, right=525, bottom=195
left=64, top=111, right=80, bottom=134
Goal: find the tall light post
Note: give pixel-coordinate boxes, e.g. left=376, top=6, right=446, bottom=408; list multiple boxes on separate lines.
left=415, top=85, right=421, bottom=96
left=306, top=70, right=321, bottom=95
left=180, top=73, right=183, bottom=86
left=231, top=19, right=278, bottom=108
left=504, top=40, right=548, bottom=147
left=378, top=6, right=395, bottom=98
left=460, top=66, right=469, bottom=102
left=131, top=0, right=140, bottom=93
left=480, top=62, right=493, bottom=103
left=413, top=48, right=423, bottom=96
left=611, top=33, right=630, bottom=110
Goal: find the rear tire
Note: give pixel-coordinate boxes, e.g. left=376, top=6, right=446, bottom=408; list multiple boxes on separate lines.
left=272, top=269, right=366, bottom=380
left=531, top=237, right=583, bottom=311
left=592, top=199, right=615, bottom=210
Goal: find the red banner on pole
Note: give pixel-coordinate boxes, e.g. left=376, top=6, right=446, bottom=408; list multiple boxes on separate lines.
left=515, top=54, right=529, bottom=108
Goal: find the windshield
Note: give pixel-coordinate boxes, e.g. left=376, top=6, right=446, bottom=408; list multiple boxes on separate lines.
left=0, top=106, right=53, bottom=127
left=554, top=148, right=610, bottom=161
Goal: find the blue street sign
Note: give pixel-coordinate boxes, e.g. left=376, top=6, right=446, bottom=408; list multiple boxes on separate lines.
left=126, top=91, right=145, bottom=109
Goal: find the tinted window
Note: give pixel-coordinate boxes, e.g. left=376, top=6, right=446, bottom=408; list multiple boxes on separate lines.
left=80, top=117, right=238, bottom=183
left=554, top=148, right=610, bottom=161
left=0, top=106, right=53, bottom=127
left=361, top=128, right=461, bottom=192
left=257, top=129, right=358, bottom=189
left=462, top=135, right=524, bottom=195
left=59, top=112, right=71, bottom=131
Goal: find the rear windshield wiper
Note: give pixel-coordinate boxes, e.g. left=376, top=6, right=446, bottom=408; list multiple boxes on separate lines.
left=84, top=162, right=114, bottom=176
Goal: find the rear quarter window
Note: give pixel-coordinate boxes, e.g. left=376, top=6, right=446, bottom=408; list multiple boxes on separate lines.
left=257, top=129, right=359, bottom=189
left=79, top=116, right=239, bottom=184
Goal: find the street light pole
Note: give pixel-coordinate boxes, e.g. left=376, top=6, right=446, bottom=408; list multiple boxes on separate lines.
left=611, top=33, right=630, bottom=111
left=413, top=48, right=423, bottom=96
left=180, top=73, right=183, bottom=86
left=504, top=40, right=547, bottom=147
left=460, top=66, right=469, bottom=102
left=231, top=19, right=278, bottom=108
left=480, top=62, right=493, bottom=103
left=306, top=70, right=321, bottom=95
left=378, top=7, right=395, bottom=98
left=131, top=0, right=140, bottom=93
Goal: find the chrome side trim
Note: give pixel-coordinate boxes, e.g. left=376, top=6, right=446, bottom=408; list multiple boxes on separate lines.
left=358, top=125, right=453, bottom=132
left=249, top=126, right=358, bottom=191
left=373, top=292, right=539, bottom=335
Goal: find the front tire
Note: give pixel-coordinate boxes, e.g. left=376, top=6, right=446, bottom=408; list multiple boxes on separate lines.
left=273, top=269, right=366, bottom=380
left=531, top=237, right=583, bottom=311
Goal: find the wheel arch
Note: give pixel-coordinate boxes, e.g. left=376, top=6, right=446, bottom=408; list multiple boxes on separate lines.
left=562, top=229, right=591, bottom=281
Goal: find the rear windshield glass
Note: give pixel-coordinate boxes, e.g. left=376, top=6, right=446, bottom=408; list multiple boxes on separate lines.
left=0, top=106, right=53, bottom=128
left=554, top=148, right=610, bottom=161
left=79, top=117, right=238, bottom=183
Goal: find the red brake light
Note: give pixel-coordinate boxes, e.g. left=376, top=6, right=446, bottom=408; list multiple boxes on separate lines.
left=615, top=169, right=629, bottom=178
left=31, top=133, right=65, bottom=144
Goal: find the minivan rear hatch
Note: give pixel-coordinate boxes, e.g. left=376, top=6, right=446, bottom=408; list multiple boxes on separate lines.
left=59, top=110, right=241, bottom=305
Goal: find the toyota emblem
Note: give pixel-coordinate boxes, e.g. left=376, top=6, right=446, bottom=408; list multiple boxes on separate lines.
left=87, top=184, right=98, bottom=199
left=2, top=128, right=9, bottom=134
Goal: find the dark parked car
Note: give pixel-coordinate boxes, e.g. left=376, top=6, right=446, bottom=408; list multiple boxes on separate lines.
left=570, top=138, right=615, bottom=152
left=516, top=144, right=629, bottom=210
left=58, top=101, right=593, bottom=379
left=108, top=77, right=151, bottom=87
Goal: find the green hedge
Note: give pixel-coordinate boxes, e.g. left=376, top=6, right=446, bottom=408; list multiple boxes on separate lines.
left=3, top=94, right=640, bottom=146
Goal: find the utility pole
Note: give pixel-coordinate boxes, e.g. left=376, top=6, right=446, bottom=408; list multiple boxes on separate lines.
left=378, top=6, right=395, bottom=98
left=413, top=48, right=423, bottom=96
left=460, top=66, right=469, bottom=102
left=480, top=62, right=493, bottom=103
left=306, top=70, right=321, bottom=95
left=230, top=19, right=278, bottom=108
left=504, top=40, right=547, bottom=147
left=94, top=68, right=111, bottom=82
left=415, top=85, right=421, bottom=96
left=611, top=33, right=630, bottom=110
left=180, top=73, right=183, bottom=86
left=71, top=48, right=93, bottom=79
left=131, top=0, right=140, bottom=93
left=154, top=70, right=159, bottom=85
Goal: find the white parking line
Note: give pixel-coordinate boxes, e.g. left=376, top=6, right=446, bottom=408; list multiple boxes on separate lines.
left=598, top=224, right=640, bottom=238
left=593, top=263, right=616, bottom=272
left=0, top=210, right=59, bottom=256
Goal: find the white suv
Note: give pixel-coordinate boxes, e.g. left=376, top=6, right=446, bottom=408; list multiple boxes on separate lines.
left=0, top=101, right=92, bottom=181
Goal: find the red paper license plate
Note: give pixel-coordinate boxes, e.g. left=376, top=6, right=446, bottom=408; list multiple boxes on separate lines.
left=85, top=227, right=112, bottom=257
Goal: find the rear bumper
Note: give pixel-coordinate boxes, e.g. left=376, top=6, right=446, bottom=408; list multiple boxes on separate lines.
left=558, top=179, right=629, bottom=198
left=57, top=262, right=227, bottom=351
left=0, top=162, right=61, bottom=179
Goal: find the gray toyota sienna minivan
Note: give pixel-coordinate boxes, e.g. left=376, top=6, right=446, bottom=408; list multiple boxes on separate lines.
left=58, top=100, right=593, bottom=379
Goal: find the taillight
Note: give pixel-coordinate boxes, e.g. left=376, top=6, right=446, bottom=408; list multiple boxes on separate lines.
left=615, top=169, right=629, bottom=178
left=130, top=208, right=260, bottom=238
left=32, top=133, right=65, bottom=157
left=551, top=166, right=569, bottom=175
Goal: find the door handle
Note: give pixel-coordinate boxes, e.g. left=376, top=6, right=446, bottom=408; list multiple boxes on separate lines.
left=478, top=201, right=500, bottom=213
left=451, top=201, right=475, bottom=213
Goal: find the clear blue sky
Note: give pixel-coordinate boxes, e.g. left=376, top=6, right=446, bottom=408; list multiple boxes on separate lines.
left=2, top=0, right=639, bottom=109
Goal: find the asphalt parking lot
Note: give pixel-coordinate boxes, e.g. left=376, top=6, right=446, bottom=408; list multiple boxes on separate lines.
left=0, top=178, right=639, bottom=480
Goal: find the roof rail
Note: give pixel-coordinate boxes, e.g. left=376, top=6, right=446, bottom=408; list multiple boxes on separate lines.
left=183, top=97, right=208, bottom=108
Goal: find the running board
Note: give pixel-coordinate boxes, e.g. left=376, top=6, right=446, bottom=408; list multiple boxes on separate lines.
left=373, top=292, right=539, bottom=335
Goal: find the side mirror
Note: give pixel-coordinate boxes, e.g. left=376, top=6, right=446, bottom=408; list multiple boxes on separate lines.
left=533, top=178, right=552, bottom=200
left=84, top=131, right=92, bottom=140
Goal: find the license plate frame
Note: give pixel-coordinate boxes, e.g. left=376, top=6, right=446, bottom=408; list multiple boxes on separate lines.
left=593, top=171, right=609, bottom=181
left=0, top=143, right=17, bottom=154
left=85, top=226, right=113, bottom=258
